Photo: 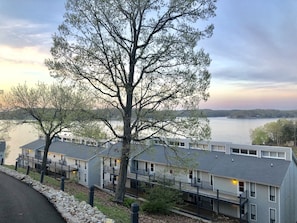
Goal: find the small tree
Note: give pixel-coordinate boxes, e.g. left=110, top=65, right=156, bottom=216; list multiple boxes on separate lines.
left=46, top=0, right=216, bottom=202
left=250, top=126, right=270, bottom=145
left=6, top=82, right=92, bottom=173
left=142, top=185, right=182, bottom=214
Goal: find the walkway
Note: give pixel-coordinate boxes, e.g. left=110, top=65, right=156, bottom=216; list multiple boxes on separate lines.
left=0, top=172, right=66, bottom=223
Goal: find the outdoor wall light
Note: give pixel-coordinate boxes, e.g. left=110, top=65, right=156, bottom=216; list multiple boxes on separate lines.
left=232, top=179, right=238, bottom=185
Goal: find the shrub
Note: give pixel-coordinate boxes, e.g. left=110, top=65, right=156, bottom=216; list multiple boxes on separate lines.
left=123, top=197, right=136, bottom=208
left=142, top=185, right=181, bottom=214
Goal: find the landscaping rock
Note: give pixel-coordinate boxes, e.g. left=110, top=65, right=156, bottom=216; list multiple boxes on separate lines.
left=0, top=166, right=113, bottom=223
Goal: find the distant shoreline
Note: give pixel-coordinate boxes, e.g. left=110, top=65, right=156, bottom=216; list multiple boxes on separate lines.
left=0, top=108, right=296, bottom=120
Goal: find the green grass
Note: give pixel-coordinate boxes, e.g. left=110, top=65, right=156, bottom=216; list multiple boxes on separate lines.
left=95, top=200, right=130, bottom=223
left=7, top=166, right=61, bottom=188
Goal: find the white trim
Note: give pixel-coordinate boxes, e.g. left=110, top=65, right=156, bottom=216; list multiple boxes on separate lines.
left=250, top=203, right=257, bottom=221
left=238, top=181, right=245, bottom=195
left=269, top=208, right=277, bottom=223
left=250, top=182, right=256, bottom=198
left=268, top=186, right=276, bottom=203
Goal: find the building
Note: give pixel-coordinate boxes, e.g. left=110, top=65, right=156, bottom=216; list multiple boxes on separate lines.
left=99, top=138, right=297, bottom=223
left=18, top=136, right=297, bottom=222
left=0, top=141, right=5, bottom=165
left=19, top=138, right=103, bottom=187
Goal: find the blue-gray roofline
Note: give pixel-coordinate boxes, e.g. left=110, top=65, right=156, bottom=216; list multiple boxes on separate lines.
left=127, top=143, right=291, bottom=187
left=21, top=139, right=103, bottom=161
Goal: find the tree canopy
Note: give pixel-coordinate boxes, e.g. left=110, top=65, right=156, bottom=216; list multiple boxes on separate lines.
left=46, top=0, right=216, bottom=202
left=5, top=83, right=92, bottom=173
left=250, top=119, right=297, bottom=146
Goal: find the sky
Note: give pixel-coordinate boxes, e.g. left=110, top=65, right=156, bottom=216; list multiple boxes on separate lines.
left=0, top=0, right=296, bottom=110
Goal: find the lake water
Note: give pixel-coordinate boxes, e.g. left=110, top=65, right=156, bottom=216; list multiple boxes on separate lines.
left=2, top=117, right=279, bottom=165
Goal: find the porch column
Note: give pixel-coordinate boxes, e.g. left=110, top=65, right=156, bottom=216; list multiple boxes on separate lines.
left=196, top=185, right=200, bottom=216
left=217, top=189, right=219, bottom=214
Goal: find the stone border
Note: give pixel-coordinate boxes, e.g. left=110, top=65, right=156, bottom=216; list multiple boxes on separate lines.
left=0, top=166, right=114, bottom=223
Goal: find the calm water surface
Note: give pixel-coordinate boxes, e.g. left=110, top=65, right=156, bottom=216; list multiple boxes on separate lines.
left=3, top=117, right=279, bottom=165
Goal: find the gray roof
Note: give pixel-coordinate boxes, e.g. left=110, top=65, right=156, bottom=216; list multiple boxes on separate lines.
left=21, top=139, right=103, bottom=161
left=132, top=145, right=290, bottom=187
left=21, top=139, right=44, bottom=150
left=0, top=141, right=5, bottom=152
left=99, top=142, right=147, bottom=159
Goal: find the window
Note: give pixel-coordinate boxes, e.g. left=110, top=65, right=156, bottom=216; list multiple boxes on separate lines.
left=278, top=152, right=285, bottom=158
left=232, top=148, right=239, bottom=153
left=150, top=163, right=154, bottom=172
left=75, top=160, right=78, bottom=165
left=189, top=170, right=193, bottom=179
left=269, top=186, right=276, bottom=202
left=169, top=169, right=173, bottom=174
left=239, top=181, right=244, bottom=192
left=261, top=151, right=286, bottom=159
left=241, top=149, right=248, bottom=154
left=114, top=159, right=117, bottom=167
left=145, top=162, right=148, bottom=172
left=250, top=204, right=256, bottom=220
left=84, top=162, right=87, bottom=169
left=269, top=208, right=276, bottom=223
left=270, top=152, right=277, bottom=157
left=210, top=175, right=213, bottom=186
left=84, top=174, right=87, bottom=182
left=262, top=151, right=269, bottom=157
left=249, top=150, right=257, bottom=155
left=109, top=158, right=112, bottom=167
left=250, top=182, right=256, bottom=197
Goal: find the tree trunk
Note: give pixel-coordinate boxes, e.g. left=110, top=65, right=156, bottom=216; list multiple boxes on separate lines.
left=114, top=139, right=130, bottom=203
left=41, top=135, right=51, bottom=173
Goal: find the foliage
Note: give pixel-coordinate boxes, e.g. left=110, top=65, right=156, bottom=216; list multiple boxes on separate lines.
left=122, top=197, right=136, bottom=209
left=2, top=109, right=297, bottom=120
left=4, top=83, right=93, bottom=172
left=46, top=0, right=216, bottom=202
left=250, top=119, right=297, bottom=146
left=142, top=185, right=182, bottom=215
left=227, top=109, right=297, bottom=119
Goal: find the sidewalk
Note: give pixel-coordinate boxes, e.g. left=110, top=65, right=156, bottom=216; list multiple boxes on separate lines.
left=0, top=172, right=66, bottom=223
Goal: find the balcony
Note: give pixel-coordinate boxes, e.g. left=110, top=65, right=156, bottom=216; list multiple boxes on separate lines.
left=17, top=154, right=77, bottom=178
left=58, top=159, right=67, bottom=165
left=128, top=167, right=247, bottom=205
left=104, top=166, right=119, bottom=175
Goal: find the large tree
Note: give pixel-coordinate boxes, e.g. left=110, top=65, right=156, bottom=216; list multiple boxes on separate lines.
left=251, top=119, right=297, bottom=146
left=46, top=0, right=216, bottom=202
left=6, top=83, right=92, bottom=174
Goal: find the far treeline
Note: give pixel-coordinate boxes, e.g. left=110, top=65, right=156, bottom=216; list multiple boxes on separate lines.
left=0, top=109, right=297, bottom=120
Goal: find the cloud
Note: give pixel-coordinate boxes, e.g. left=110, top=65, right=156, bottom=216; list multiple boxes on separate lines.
left=0, top=45, right=53, bottom=91
left=203, top=0, right=297, bottom=86
left=0, top=0, right=65, bottom=49
left=0, top=16, right=53, bottom=50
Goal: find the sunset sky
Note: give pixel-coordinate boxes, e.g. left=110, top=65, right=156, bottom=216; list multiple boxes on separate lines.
left=0, top=0, right=296, bottom=110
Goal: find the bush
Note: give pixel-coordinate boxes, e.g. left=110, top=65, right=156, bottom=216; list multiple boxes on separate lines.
left=142, top=185, right=181, bottom=214
left=123, top=197, right=136, bottom=208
